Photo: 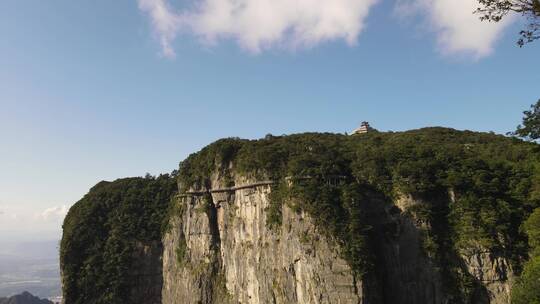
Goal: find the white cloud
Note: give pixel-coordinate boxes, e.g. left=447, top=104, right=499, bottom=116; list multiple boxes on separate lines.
left=139, top=0, right=514, bottom=59
left=138, top=0, right=379, bottom=55
left=138, top=0, right=183, bottom=58
left=395, top=0, right=514, bottom=58
left=35, top=205, right=69, bottom=221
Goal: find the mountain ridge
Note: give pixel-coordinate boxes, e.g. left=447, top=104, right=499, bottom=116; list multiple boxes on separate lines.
left=0, top=292, right=53, bottom=304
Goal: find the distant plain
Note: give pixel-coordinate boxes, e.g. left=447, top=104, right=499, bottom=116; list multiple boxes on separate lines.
left=0, top=240, right=61, bottom=298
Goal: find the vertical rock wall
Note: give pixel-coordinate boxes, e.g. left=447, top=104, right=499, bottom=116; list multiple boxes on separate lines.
left=130, top=241, right=163, bottom=304
left=162, top=177, right=515, bottom=304
left=162, top=180, right=363, bottom=304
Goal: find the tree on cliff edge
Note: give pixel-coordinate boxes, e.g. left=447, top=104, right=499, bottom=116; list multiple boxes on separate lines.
left=510, top=99, right=540, bottom=141
left=477, top=0, right=540, bottom=46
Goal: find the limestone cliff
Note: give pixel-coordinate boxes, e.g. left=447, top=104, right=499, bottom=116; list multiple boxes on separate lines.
left=163, top=176, right=365, bottom=304
left=161, top=174, right=515, bottom=304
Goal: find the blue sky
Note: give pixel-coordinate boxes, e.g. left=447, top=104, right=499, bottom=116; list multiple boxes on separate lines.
left=0, top=0, right=539, bottom=241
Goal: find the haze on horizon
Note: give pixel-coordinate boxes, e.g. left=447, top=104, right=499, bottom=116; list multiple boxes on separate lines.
left=0, top=0, right=539, bottom=243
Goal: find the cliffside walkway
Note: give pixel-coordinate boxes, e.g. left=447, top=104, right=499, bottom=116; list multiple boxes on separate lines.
left=177, top=175, right=348, bottom=198
left=178, top=180, right=276, bottom=197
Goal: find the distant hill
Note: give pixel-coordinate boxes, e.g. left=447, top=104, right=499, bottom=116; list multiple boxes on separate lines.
left=0, top=292, right=52, bottom=304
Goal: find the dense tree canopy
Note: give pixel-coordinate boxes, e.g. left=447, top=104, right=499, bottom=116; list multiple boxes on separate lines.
left=511, top=208, right=540, bottom=303
left=60, top=175, right=176, bottom=304
left=477, top=0, right=540, bottom=46
left=511, top=99, right=540, bottom=141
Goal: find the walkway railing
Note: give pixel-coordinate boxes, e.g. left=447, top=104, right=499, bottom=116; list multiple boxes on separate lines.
left=177, top=175, right=349, bottom=198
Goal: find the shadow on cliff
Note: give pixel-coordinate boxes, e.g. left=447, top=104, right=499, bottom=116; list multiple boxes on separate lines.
left=360, top=189, right=490, bottom=304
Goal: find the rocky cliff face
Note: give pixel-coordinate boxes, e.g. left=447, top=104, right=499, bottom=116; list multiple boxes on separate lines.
left=161, top=175, right=515, bottom=304
left=163, top=174, right=365, bottom=304
left=460, top=248, right=514, bottom=304
left=129, top=241, right=163, bottom=304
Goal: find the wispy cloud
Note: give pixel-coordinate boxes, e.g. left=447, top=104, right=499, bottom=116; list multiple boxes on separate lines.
left=139, top=0, right=513, bottom=59
left=138, top=0, right=379, bottom=56
left=138, top=0, right=183, bottom=58
left=35, top=205, right=69, bottom=221
left=394, top=0, right=513, bottom=59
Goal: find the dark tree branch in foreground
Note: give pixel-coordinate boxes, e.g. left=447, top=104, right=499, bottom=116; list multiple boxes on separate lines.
left=477, top=0, right=540, bottom=46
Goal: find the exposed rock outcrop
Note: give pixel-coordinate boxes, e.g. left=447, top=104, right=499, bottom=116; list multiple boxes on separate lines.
left=162, top=175, right=515, bottom=304
left=163, top=176, right=364, bottom=304
left=460, top=248, right=514, bottom=304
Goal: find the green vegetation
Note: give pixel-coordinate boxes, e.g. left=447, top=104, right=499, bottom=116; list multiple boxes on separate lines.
left=175, top=237, right=188, bottom=266
left=511, top=99, right=540, bottom=141
left=178, top=127, right=540, bottom=299
left=178, top=138, right=246, bottom=188
left=60, top=175, right=176, bottom=304
left=512, top=208, right=540, bottom=303
left=524, top=208, right=540, bottom=256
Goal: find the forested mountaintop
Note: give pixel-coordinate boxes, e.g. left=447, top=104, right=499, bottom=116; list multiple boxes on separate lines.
left=61, top=128, right=540, bottom=304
